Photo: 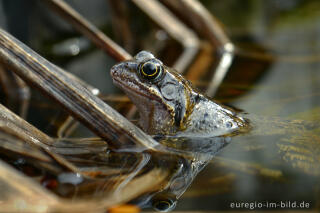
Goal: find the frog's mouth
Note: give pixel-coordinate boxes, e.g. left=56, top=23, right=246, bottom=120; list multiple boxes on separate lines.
left=112, top=76, right=163, bottom=104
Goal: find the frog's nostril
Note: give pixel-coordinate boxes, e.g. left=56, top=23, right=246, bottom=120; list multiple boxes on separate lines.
left=110, top=67, right=116, bottom=77
left=125, top=62, right=138, bottom=70
left=110, top=64, right=122, bottom=78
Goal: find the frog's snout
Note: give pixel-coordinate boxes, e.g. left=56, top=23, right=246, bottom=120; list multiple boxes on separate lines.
left=110, top=63, right=123, bottom=80
left=110, top=61, right=138, bottom=80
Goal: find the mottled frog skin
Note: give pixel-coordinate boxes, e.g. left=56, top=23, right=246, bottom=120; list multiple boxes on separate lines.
left=111, top=51, right=246, bottom=136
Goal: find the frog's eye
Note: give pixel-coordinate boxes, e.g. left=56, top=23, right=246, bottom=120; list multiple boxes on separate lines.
left=139, top=60, right=163, bottom=81
left=152, top=198, right=176, bottom=212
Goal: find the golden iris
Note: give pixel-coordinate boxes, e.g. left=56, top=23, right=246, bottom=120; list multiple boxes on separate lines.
left=139, top=61, right=162, bottom=80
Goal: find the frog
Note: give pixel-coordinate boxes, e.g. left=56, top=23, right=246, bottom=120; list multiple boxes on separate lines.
left=110, top=51, right=246, bottom=137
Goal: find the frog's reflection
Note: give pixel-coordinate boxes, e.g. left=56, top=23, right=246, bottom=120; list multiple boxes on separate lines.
left=126, top=136, right=229, bottom=212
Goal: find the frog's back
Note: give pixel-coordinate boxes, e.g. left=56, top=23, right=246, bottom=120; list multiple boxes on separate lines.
left=181, top=96, right=245, bottom=137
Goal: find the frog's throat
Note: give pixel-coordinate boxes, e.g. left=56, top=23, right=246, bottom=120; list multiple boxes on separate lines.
left=126, top=91, right=175, bottom=135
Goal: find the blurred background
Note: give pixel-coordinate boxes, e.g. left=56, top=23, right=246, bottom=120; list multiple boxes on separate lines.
left=0, top=0, right=320, bottom=211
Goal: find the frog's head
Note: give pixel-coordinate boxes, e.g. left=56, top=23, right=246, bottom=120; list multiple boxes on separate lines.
left=111, top=51, right=199, bottom=135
